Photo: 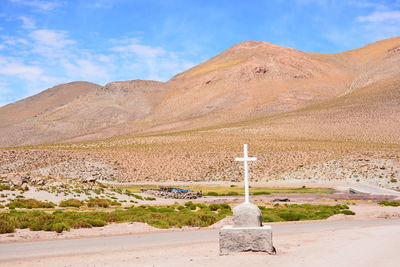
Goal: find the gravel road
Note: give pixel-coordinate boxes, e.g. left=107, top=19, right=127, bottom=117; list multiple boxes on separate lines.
left=1, top=219, right=399, bottom=266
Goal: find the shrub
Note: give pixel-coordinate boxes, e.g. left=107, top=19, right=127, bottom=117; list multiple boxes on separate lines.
left=144, top=197, right=156, bottom=201
left=157, top=207, right=175, bottom=213
left=390, top=178, right=398, bottom=183
left=219, top=204, right=231, bottom=210
left=7, top=200, right=25, bottom=209
left=86, top=219, right=106, bottom=227
left=378, top=200, right=400, bottom=207
left=131, top=194, right=144, bottom=200
left=184, top=201, right=193, bottom=206
left=0, top=219, right=15, bottom=234
left=0, top=204, right=4, bottom=209
left=260, top=204, right=355, bottom=222
left=87, top=198, right=110, bottom=208
left=209, top=204, right=221, bottom=211
left=51, top=222, right=70, bottom=233
left=195, top=203, right=207, bottom=209
left=87, top=198, right=120, bottom=208
left=206, top=192, right=219, bottom=196
left=0, top=184, right=11, bottom=191
left=230, top=185, right=237, bottom=187
left=340, top=210, right=356, bottom=215
left=7, top=199, right=55, bottom=209
left=71, top=219, right=92, bottom=228
left=59, top=199, right=84, bottom=208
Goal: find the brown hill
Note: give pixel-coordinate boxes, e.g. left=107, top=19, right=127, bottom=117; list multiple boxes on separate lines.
left=0, top=81, right=100, bottom=128
left=0, top=37, right=399, bottom=147
left=0, top=80, right=166, bottom=146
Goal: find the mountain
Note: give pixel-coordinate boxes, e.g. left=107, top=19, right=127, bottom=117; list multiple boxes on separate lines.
left=0, top=37, right=399, bottom=147
left=0, top=81, right=100, bottom=128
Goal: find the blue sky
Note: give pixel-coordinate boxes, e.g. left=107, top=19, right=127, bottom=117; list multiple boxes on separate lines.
left=0, top=0, right=399, bottom=107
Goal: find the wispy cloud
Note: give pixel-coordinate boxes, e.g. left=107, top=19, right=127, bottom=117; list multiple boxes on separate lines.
left=19, top=16, right=36, bottom=29
left=9, top=0, right=61, bottom=11
left=89, top=0, right=114, bottom=9
left=0, top=64, right=42, bottom=80
left=109, top=37, right=196, bottom=81
left=62, top=59, right=111, bottom=81
left=348, top=1, right=386, bottom=10
left=357, top=10, right=400, bottom=23
left=111, top=39, right=165, bottom=58
left=0, top=56, right=64, bottom=88
left=29, top=29, right=75, bottom=48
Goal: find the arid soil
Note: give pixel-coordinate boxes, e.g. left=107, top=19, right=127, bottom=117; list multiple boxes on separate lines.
left=1, top=137, right=399, bottom=189
left=0, top=38, right=399, bottom=190
left=1, top=219, right=399, bottom=267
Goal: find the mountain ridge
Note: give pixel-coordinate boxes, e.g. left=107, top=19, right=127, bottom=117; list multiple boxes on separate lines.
left=1, top=37, right=399, bottom=147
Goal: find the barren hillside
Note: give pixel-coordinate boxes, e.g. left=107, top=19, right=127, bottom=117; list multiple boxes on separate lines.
left=0, top=38, right=399, bottom=187
left=1, top=37, right=399, bottom=147
left=0, top=81, right=100, bottom=128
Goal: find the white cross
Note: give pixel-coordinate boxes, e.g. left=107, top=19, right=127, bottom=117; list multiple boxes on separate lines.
left=235, top=144, right=257, bottom=203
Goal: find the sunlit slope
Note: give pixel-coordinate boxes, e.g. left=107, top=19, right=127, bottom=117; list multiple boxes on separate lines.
left=0, top=37, right=399, bottom=147
left=0, top=80, right=167, bottom=146
left=0, top=81, right=100, bottom=128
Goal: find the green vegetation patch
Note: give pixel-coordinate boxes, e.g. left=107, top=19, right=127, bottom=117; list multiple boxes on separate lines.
left=0, top=203, right=355, bottom=234
left=7, top=199, right=55, bottom=209
left=86, top=198, right=121, bottom=208
left=0, top=203, right=232, bottom=234
left=378, top=200, right=400, bottom=207
left=0, top=184, right=11, bottom=191
left=59, top=199, right=84, bottom=208
left=260, top=204, right=354, bottom=222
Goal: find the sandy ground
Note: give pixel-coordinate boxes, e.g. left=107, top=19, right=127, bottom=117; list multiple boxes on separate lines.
left=1, top=220, right=399, bottom=267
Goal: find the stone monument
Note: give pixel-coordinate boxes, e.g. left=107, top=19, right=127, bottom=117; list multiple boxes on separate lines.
left=219, top=144, right=275, bottom=254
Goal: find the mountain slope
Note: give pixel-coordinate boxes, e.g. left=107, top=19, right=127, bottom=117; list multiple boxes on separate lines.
left=0, top=80, right=167, bottom=146
left=0, top=81, right=100, bottom=128
left=0, top=37, right=399, bottom=147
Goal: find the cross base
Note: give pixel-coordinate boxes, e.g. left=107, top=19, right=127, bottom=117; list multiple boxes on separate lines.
left=219, top=225, right=274, bottom=255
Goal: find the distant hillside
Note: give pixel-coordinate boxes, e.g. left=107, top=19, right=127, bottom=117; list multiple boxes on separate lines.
left=0, top=37, right=399, bottom=147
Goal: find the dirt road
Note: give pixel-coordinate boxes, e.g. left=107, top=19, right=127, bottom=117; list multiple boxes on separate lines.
left=1, top=219, right=399, bottom=266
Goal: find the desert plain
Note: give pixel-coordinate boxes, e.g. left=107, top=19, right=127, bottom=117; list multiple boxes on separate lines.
left=0, top=37, right=399, bottom=266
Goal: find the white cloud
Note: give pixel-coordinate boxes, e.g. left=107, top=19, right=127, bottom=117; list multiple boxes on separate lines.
left=89, top=0, right=113, bottom=9
left=0, top=57, right=62, bottom=86
left=63, top=59, right=110, bottom=81
left=29, top=29, right=75, bottom=48
left=111, top=39, right=165, bottom=58
left=0, top=60, right=43, bottom=80
left=19, top=16, right=36, bottom=29
left=10, top=0, right=61, bottom=11
left=348, top=1, right=386, bottom=10
left=357, top=10, right=400, bottom=23
left=109, top=37, right=197, bottom=81
left=1, top=36, right=29, bottom=46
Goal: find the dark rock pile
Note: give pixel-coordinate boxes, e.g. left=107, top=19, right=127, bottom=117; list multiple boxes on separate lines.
left=141, top=187, right=202, bottom=199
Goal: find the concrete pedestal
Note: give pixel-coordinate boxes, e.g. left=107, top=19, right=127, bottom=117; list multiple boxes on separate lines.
left=219, top=225, right=274, bottom=254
